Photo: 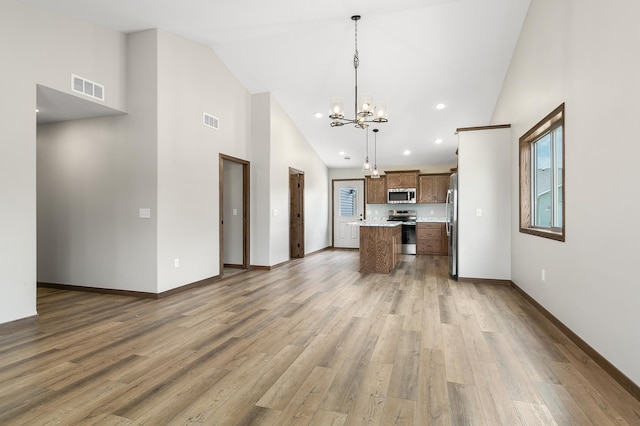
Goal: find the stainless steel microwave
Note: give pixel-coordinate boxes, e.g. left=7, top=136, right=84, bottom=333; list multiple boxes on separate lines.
left=387, top=188, right=416, bottom=204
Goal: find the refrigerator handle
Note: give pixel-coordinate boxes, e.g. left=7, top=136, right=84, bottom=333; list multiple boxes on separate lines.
left=445, top=189, right=451, bottom=236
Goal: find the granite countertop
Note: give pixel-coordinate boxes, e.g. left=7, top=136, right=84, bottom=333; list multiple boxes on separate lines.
left=416, top=217, right=447, bottom=223
left=348, top=220, right=402, bottom=227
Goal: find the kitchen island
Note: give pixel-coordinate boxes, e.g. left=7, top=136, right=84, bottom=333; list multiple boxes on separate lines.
left=356, top=221, right=402, bottom=274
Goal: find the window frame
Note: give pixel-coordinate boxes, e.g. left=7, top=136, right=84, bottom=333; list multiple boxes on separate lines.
left=519, top=103, right=565, bottom=242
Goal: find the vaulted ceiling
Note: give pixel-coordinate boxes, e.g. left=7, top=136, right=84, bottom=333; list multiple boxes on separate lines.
left=24, top=0, right=531, bottom=168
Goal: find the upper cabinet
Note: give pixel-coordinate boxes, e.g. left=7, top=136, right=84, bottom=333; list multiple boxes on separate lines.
left=366, top=176, right=387, bottom=204
left=418, top=173, right=450, bottom=203
left=385, top=171, right=418, bottom=189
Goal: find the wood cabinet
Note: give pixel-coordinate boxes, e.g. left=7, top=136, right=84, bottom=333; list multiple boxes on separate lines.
left=418, top=173, right=450, bottom=203
left=417, top=222, right=448, bottom=255
left=366, top=176, right=386, bottom=204
left=359, top=225, right=402, bottom=273
left=385, top=171, right=418, bottom=189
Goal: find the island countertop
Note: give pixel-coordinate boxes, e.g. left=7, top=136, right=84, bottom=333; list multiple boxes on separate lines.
left=349, top=221, right=402, bottom=227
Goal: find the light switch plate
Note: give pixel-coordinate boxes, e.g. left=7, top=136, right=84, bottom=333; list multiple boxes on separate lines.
left=476, top=208, right=482, bottom=217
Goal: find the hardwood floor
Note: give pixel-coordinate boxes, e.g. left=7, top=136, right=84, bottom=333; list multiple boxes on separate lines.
left=1, top=250, right=639, bottom=425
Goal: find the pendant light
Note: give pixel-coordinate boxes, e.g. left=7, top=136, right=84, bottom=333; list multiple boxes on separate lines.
left=371, top=128, right=380, bottom=178
left=362, top=127, right=371, bottom=171
left=329, top=15, right=388, bottom=129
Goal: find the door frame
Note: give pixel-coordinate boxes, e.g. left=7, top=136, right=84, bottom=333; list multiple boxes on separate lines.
left=332, top=178, right=366, bottom=248
left=219, top=154, right=250, bottom=276
left=289, top=167, right=305, bottom=258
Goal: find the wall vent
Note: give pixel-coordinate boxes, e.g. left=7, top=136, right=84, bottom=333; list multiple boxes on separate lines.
left=203, top=113, right=219, bottom=130
left=71, top=74, right=105, bottom=101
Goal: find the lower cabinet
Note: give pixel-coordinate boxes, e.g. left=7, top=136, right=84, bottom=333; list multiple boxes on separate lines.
left=417, top=222, right=448, bottom=255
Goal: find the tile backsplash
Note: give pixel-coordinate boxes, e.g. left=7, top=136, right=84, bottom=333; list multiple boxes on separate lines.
left=366, top=203, right=446, bottom=220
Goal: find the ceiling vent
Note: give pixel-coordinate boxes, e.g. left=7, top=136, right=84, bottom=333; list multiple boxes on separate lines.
left=71, top=74, right=104, bottom=101
left=203, top=113, right=219, bottom=130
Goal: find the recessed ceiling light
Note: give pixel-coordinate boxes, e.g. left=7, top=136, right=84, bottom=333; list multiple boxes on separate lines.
left=338, top=151, right=346, bottom=156
left=314, top=112, right=323, bottom=118
left=403, top=150, right=411, bottom=156
left=434, top=138, right=443, bottom=144
left=435, top=103, right=446, bottom=110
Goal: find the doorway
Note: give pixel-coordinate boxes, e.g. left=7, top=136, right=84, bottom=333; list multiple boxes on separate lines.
left=332, top=179, right=365, bottom=248
left=289, top=168, right=304, bottom=259
left=219, top=154, right=250, bottom=277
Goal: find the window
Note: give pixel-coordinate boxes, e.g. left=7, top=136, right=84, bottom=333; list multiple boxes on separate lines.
left=519, top=103, right=565, bottom=241
left=339, top=187, right=357, bottom=216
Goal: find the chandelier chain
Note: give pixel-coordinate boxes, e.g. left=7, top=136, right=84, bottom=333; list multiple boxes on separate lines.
left=353, top=17, right=359, bottom=69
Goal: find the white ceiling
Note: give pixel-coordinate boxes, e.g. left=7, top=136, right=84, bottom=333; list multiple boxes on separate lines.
left=24, top=0, right=530, bottom=168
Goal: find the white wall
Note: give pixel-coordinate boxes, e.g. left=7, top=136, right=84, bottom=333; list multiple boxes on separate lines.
left=1, top=1, right=331, bottom=323
left=156, top=29, right=251, bottom=292
left=35, top=30, right=160, bottom=294
left=250, top=93, right=329, bottom=266
left=0, top=0, right=127, bottom=323
left=269, top=95, right=330, bottom=262
left=492, top=0, right=640, bottom=385
left=458, top=128, right=511, bottom=280
left=250, top=93, right=272, bottom=266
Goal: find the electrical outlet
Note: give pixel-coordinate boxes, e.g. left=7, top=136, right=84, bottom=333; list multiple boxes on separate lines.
left=174, top=258, right=180, bottom=268
left=541, top=269, right=546, bottom=282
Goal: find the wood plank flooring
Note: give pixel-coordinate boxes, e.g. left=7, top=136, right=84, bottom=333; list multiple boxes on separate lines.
left=1, top=250, right=639, bottom=425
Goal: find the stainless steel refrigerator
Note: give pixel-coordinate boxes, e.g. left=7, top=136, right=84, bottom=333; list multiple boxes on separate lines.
left=446, top=173, right=458, bottom=278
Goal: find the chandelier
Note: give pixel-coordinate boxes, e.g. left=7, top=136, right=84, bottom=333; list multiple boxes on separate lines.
left=329, top=15, right=388, bottom=129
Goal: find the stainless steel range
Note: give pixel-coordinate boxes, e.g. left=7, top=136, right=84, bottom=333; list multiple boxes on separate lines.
left=387, top=210, right=417, bottom=255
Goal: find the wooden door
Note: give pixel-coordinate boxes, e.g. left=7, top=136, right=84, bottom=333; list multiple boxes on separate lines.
left=289, top=169, right=304, bottom=258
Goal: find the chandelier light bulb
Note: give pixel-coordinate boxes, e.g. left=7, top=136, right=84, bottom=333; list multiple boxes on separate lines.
left=358, top=95, right=373, bottom=117
left=374, top=102, right=388, bottom=122
left=330, top=97, right=344, bottom=119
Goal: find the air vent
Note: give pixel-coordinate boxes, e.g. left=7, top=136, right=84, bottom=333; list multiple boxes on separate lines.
left=71, top=74, right=104, bottom=101
left=203, top=113, right=219, bottom=130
